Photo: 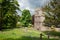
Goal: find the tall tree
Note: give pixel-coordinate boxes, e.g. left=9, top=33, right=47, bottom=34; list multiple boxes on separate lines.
left=43, top=0, right=60, bottom=27
left=0, top=0, right=20, bottom=29
left=20, top=9, right=32, bottom=27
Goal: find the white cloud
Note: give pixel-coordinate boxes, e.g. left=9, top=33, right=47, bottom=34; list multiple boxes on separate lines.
left=18, top=0, right=50, bottom=15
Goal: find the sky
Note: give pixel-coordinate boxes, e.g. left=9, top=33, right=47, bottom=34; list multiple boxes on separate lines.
left=18, top=0, right=50, bottom=15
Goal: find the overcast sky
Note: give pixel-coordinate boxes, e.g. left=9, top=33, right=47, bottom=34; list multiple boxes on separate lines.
left=17, top=0, right=50, bottom=15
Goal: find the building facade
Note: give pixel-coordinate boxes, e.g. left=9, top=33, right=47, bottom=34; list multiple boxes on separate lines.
left=33, top=8, right=45, bottom=30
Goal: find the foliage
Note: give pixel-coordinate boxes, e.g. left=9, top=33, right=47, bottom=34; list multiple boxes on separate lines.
left=0, top=0, right=20, bottom=29
left=50, top=25, right=56, bottom=31
left=43, top=0, right=60, bottom=27
left=28, top=24, right=33, bottom=27
left=20, top=9, right=32, bottom=27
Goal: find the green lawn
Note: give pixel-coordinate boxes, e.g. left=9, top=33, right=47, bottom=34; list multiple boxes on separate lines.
left=0, top=27, right=59, bottom=40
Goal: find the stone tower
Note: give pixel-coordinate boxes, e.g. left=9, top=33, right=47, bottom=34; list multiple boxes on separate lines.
left=34, top=8, right=45, bottom=30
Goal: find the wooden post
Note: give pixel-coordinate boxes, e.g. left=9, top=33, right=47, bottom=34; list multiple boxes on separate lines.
left=48, top=35, right=49, bottom=40
left=40, top=33, right=42, bottom=40
left=47, top=32, right=50, bottom=40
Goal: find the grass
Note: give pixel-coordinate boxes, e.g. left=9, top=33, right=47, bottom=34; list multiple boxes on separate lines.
left=0, top=27, right=59, bottom=40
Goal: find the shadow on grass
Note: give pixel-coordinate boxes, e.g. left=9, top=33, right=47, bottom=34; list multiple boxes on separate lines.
left=2, top=36, right=59, bottom=40
left=43, top=31, right=60, bottom=37
left=0, top=27, right=21, bottom=31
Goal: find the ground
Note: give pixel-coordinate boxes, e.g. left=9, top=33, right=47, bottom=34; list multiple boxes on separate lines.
left=0, top=27, right=60, bottom=40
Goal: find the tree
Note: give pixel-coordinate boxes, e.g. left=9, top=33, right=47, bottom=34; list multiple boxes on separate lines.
left=43, top=0, right=60, bottom=27
left=20, top=9, right=32, bottom=27
left=0, top=0, right=20, bottom=29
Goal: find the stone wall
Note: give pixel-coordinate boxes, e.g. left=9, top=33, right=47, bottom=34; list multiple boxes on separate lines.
left=33, top=8, right=45, bottom=30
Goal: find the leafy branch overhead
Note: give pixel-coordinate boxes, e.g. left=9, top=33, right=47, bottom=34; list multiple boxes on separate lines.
left=43, top=0, right=60, bottom=27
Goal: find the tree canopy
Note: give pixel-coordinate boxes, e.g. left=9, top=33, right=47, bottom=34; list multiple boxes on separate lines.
left=0, top=0, right=20, bottom=29
left=43, top=0, right=60, bottom=27
left=20, top=9, right=32, bottom=27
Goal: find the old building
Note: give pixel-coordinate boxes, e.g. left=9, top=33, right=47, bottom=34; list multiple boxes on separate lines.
left=33, top=8, right=45, bottom=30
